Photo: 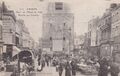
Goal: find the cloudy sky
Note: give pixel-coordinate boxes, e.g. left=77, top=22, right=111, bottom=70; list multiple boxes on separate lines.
left=1, top=0, right=120, bottom=41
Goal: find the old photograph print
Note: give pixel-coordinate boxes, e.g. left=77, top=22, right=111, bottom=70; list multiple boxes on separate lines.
left=0, top=0, right=120, bottom=76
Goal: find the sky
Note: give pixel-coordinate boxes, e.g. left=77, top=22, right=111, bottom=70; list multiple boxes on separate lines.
left=1, top=0, right=120, bottom=41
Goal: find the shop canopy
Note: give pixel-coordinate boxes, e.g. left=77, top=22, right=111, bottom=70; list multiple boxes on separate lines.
left=13, top=46, right=21, bottom=57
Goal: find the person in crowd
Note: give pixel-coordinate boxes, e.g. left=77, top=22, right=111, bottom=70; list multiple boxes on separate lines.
left=45, top=56, right=49, bottom=66
left=65, top=61, right=72, bottom=76
left=49, top=55, right=52, bottom=65
left=98, top=57, right=109, bottom=76
left=22, top=63, right=28, bottom=76
left=27, top=62, right=34, bottom=74
left=6, top=57, right=10, bottom=64
left=71, top=60, right=77, bottom=76
left=1, top=67, right=5, bottom=76
left=109, top=61, right=120, bottom=76
left=41, top=58, right=45, bottom=71
left=38, top=55, right=41, bottom=66
left=58, top=62, right=64, bottom=76
left=94, top=61, right=100, bottom=71
left=11, top=65, right=18, bottom=76
left=0, top=61, right=6, bottom=72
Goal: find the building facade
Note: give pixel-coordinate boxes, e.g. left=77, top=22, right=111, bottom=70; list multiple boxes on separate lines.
left=88, top=18, right=100, bottom=59
left=97, top=10, right=112, bottom=58
left=74, top=35, right=85, bottom=50
left=21, top=21, right=30, bottom=51
left=88, top=17, right=99, bottom=46
left=42, top=2, right=74, bottom=54
left=15, top=19, right=23, bottom=49
left=2, top=8, right=16, bottom=59
left=0, top=17, right=3, bottom=61
left=0, top=2, right=3, bottom=61
left=111, top=4, right=120, bottom=63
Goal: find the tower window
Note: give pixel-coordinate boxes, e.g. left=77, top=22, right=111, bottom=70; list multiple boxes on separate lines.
left=55, top=2, right=63, bottom=10
left=63, top=37, right=65, bottom=40
left=50, top=37, right=52, bottom=40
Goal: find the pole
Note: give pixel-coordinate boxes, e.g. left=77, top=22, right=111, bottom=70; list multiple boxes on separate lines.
left=17, top=54, right=20, bottom=76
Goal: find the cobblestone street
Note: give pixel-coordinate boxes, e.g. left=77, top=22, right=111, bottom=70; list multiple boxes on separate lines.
left=30, top=65, right=98, bottom=76
left=1, top=65, right=120, bottom=76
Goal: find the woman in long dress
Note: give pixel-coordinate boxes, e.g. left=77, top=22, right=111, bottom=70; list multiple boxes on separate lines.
left=65, top=61, right=72, bottom=76
left=58, top=62, right=63, bottom=76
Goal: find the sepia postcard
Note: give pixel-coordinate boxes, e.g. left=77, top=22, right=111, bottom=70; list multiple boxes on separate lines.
left=0, top=0, right=120, bottom=76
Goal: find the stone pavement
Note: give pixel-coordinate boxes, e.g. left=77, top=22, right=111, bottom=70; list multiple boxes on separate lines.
left=32, top=57, right=98, bottom=76
left=30, top=65, right=98, bottom=76
left=0, top=57, right=119, bottom=76
left=0, top=72, right=12, bottom=76
left=31, top=65, right=120, bottom=76
left=1, top=66, right=120, bottom=76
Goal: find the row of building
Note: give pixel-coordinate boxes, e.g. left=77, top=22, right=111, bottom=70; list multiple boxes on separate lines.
left=74, top=3, right=120, bottom=63
left=0, top=2, right=38, bottom=62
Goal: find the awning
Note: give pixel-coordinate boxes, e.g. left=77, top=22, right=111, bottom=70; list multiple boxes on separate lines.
left=12, top=46, right=21, bottom=57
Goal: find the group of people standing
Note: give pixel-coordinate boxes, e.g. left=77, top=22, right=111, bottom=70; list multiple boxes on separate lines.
left=37, top=54, right=120, bottom=76
left=37, top=54, right=51, bottom=71
left=57, top=60, right=77, bottom=76
left=98, top=57, right=120, bottom=76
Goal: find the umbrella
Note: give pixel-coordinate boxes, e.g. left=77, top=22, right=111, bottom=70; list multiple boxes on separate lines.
left=18, top=51, right=32, bottom=63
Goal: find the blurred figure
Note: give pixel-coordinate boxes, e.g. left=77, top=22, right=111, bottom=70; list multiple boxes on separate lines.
left=71, top=60, right=77, bottom=76
left=41, top=58, right=45, bottom=71
left=45, top=56, right=49, bottom=66
left=98, top=58, right=109, bottom=76
left=109, top=62, right=119, bottom=76
left=1, top=67, right=5, bottom=76
left=0, top=61, right=6, bottom=72
left=65, top=61, right=72, bottom=76
left=38, top=55, right=41, bottom=66
left=6, top=57, right=10, bottom=64
left=58, top=62, right=63, bottom=76
left=21, top=63, right=28, bottom=76
left=11, top=65, right=18, bottom=76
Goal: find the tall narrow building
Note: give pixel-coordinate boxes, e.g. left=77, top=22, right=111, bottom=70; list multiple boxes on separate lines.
left=42, top=2, right=74, bottom=54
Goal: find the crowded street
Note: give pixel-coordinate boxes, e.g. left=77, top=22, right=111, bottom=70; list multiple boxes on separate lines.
left=0, top=57, right=99, bottom=76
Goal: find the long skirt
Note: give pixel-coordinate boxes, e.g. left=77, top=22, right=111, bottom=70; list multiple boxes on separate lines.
left=65, top=70, right=71, bottom=76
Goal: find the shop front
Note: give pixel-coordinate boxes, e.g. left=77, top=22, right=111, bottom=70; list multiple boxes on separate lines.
left=112, top=36, right=120, bottom=63
left=100, top=44, right=112, bottom=58
left=6, top=46, right=21, bottom=72
left=112, top=43, right=120, bottom=63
